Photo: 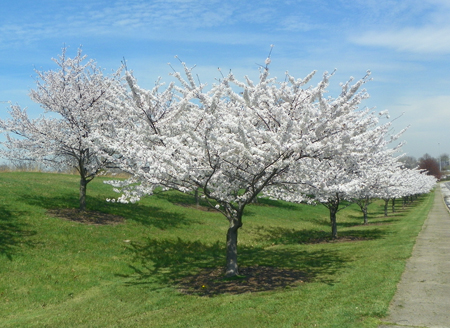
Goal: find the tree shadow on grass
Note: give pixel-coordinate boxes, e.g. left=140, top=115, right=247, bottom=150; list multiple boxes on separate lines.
left=346, top=214, right=400, bottom=226
left=118, top=236, right=348, bottom=296
left=19, top=193, right=197, bottom=230
left=119, top=237, right=224, bottom=285
left=250, top=197, right=300, bottom=211
left=303, top=212, right=399, bottom=229
left=338, top=228, right=387, bottom=240
left=296, top=216, right=330, bottom=227
left=251, top=225, right=388, bottom=245
left=154, top=190, right=203, bottom=206
left=154, top=190, right=219, bottom=211
left=0, top=205, right=37, bottom=260
left=333, top=219, right=397, bottom=228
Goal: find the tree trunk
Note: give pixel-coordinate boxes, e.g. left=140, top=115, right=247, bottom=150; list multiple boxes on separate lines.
left=329, top=206, right=338, bottom=239
left=330, top=208, right=338, bottom=239
left=80, top=176, right=87, bottom=211
left=391, top=198, right=396, bottom=213
left=326, top=195, right=340, bottom=239
left=194, top=188, right=199, bottom=207
left=384, top=199, right=389, bottom=217
left=362, top=207, right=368, bottom=225
left=225, top=214, right=243, bottom=277
left=355, top=197, right=370, bottom=225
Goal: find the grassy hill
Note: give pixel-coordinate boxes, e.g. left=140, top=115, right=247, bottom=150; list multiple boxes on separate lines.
left=0, top=172, right=433, bottom=327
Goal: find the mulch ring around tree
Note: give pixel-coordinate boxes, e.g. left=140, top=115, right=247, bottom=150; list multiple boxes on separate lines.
left=178, top=266, right=307, bottom=296
left=47, top=208, right=125, bottom=225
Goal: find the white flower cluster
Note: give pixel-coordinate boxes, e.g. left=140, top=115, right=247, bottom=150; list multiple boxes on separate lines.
left=1, top=50, right=436, bottom=276
left=0, top=47, right=125, bottom=210
left=0, top=49, right=435, bottom=224
left=99, top=60, right=435, bottom=223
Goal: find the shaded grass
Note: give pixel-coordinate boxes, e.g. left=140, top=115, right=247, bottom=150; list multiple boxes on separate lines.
left=0, top=172, right=434, bottom=327
left=0, top=205, right=37, bottom=260
left=124, top=237, right=347, bottom=287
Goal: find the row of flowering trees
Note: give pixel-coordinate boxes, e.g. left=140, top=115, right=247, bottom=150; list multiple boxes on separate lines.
left=0, top=48, right=436, bottom=277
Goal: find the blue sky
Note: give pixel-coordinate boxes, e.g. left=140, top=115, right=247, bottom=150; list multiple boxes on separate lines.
left=1, top=0, right=449, bottom=159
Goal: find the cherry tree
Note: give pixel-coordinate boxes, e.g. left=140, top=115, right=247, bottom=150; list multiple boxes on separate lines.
left=392, top=167, right=436, bottom=209
left=104, top=59, right=390, bottom=277
left=362, top=162, right=435, bottom=217
left=352, top=166, right=396, bottom=224
left=349, top=139, right=406, bottom=224
left=356, top=162, right=404, bottom=219
left=292, top=119, right=404, bottom=237
left=301, top=157, right=365, bottom=238
left=346, top=134, right=436, bottom=220
left=0, top=48, right=123, bottom=211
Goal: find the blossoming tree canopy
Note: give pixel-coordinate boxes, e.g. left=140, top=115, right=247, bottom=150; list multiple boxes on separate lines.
left=0, top=47, right=124, bottom=211
left=294, top=119, right=408, bottom=237
left=105, top=60, right=394, bottom=277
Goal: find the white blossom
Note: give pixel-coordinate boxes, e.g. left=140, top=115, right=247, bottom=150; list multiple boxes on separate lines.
left=102, top=59, right=394, bottom=276
left=0, top=47, right=125, bottom=210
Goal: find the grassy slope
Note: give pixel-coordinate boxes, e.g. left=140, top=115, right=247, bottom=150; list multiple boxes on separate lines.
left=0, top=172, right=434, bottom=328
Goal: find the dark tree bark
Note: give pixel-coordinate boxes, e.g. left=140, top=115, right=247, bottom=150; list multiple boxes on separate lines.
left=391, top=197, right=396, bottom=213
left=362, top=207, right=368, bottom=225
left=356, top=196, right=370, bottom=225
left=383, top=198, right=389, bottom=217
left=330, top=206, right=338, bottom=239
left=224, top=209, right=243, bottom=277
left=324, top=193, right=340, bottom=239
left=194, top=188, right=199, bottom=207
left=77, top=156, right=97, bottom=211
left=79, top=176, right=88, bottom=211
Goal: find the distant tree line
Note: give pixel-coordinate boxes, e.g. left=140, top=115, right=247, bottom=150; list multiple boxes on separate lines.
left=399, top=153, right=448, bottom=180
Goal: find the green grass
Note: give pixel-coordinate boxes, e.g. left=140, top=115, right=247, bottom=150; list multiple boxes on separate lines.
left=0, top=172, right=434, bottom=327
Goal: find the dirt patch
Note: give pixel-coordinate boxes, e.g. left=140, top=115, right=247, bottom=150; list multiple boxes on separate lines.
left=47, top=208, right=125, bottom=225
left=178, top=266, right=307, bottom=296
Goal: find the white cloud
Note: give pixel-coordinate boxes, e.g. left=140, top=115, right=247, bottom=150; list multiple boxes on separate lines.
left=278, top=15, right=320, bottom=32
left=352, top=26, right=450, bottom=54
left=347, top=0, right=450, bottom=55
left=408, top=95, right=450, bottom=123
left=387, top=94, right=450, bottom=157
left=0, top=0, right=277, bottom=48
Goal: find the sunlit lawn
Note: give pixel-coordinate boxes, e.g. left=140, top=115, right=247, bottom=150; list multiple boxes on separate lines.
left=0, top=172, right=433, bottom=327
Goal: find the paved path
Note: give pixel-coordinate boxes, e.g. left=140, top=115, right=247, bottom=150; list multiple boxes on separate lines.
left=379, top=184, right=450, bottom=328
